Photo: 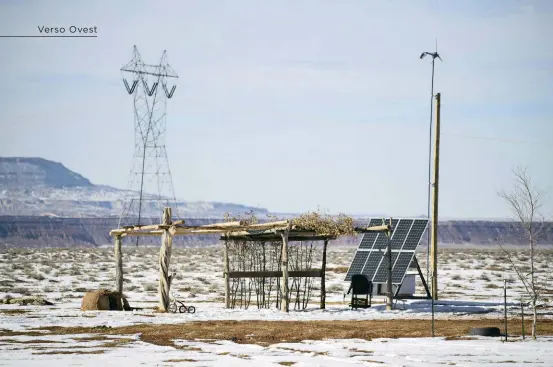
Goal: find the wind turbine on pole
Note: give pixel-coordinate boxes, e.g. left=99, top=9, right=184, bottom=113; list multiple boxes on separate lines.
left=420, top=44, right=442, bottom=291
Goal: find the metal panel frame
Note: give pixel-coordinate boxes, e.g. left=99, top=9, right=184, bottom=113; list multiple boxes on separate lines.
left=344, top=218, right=429, bottom=286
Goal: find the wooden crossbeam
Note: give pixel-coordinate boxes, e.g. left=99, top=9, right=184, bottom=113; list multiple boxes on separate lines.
left=226, top=270, right=322, bottom=278
left=110, top=220, right=294, bottom=237
left=355, top=224, right=392, bottom=233
left=110, top=221, right=392, bottom=237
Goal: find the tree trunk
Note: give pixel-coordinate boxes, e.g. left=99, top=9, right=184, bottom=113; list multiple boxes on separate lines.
left=280, top=229, right=290, bottom=312
left=158, top=208, right=173, bottom=312
left=320, top=239, right=328, bottom=309
left=532, top=297, right=537, bottom=340
left=530, top=235, right=537, bottom=339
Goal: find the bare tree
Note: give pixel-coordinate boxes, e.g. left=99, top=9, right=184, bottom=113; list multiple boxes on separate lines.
left=498, top=166, right=548, bottom=339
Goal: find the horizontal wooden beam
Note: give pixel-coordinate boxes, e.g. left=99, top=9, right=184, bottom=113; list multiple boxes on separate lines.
left=110, top=220, right=391, bottom=237
left=220, top=234, right=336, bottom=242
left=246, top=220, right=290, bottom=229
left=119, top=230, right=165, bottom=237
left=227, top=270, right=322, bottom=278
left=354, top=224, right=392, bottom=233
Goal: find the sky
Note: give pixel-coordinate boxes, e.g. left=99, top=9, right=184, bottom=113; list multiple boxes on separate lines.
left=0, top=0, right=552, bottom=219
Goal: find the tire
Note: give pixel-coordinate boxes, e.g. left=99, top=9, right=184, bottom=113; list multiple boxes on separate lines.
left=179, top=305, right=186, bottom=313
left=187, top=306, right=196, bottom=314
left=468, top=327, right=501, bottom=337
left=169, top=302, right=177, bottom=313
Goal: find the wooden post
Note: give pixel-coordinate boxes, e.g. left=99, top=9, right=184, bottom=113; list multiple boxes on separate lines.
left=224, top=238, right=230, bottom=308
left=158, top=207, right=173, bottom=312
left=386, top=218, right=393, bottom=311
left=430, top=92, right=441, bottom=300
left=280, top=223, right=290, bottom=312
left=114, top=235, right=123, bottom=294
left=320, top=239, right=328, bottom=309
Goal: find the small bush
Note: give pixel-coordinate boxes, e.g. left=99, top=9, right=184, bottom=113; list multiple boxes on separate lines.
left=10, top=264, right=25, bottom=271
left=28, top=273, right=46, bottom=281
left=11, top=287, right=32, bottom=296
left=144, top=283, right=157, bottom=292
left=479, top=274, right=490, bottom=281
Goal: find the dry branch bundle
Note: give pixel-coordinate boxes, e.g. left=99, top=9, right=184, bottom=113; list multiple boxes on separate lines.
left=291, top=211, right=356, bottom=237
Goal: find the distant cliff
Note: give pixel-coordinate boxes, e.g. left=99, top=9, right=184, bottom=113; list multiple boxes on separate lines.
left=0, top=157, right=268, bottom=218
left=1, top=156, right=552, bottom=248
left=0, top=216, right=551, bottom=248
left=0, top=216, right=224, bottom=248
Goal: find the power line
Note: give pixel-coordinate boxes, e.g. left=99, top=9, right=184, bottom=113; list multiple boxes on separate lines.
left=443, top=133, right=550, bottom=146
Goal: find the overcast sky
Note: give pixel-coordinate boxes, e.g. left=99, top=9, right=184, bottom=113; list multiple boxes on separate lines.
left=0, top=0, right=552, bottom=219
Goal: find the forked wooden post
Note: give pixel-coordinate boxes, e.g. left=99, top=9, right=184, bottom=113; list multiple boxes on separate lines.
left=280, top=222, right=291, bottom=312
left=158, top=207, right=173, bottom=312
left=114, top=235, right=123, bottom=294
left=224, top=238, right=230, bottom=308
left=320, top=238, right=328, bottom=309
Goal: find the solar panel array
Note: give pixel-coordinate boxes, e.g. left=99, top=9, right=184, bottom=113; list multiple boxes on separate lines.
left=344, top=218, right=429, bottom=285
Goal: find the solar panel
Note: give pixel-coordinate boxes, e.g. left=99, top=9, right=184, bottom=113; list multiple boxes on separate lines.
left=390, top=219, right=413, bottom=250
left=344, top=218, right=429, bottom=285
left=392, top=252, right=415, bottom=284
left=402, top=219, right=428, bottom=251
left=358, top=233, right=378, bottom=249
left=345, top=251, right=369, bottom=281
left=361, top=251, right=384, bottom=280
left=358, top=218, right=385, bottom=249
left=372, top=252, right=399, bottom=283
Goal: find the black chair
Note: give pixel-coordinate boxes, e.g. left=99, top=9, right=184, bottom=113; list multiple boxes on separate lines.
left=346, top=274, right=373, bottom=309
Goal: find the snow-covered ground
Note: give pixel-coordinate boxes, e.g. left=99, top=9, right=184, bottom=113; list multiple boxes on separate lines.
left=1, top=246, right=552, bottom=366
left=2, top=333, right=553, bottom=366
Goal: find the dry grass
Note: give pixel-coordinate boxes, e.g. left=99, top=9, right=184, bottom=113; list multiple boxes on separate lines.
left=327, top=266, right=348, bottom=273
left=164, top=359, right=199, bottom=362
left=1, top=319, right=550, bottom=348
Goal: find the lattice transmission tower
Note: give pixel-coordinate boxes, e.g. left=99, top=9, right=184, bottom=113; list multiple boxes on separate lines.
left=118, top=46, right=179, bottom=245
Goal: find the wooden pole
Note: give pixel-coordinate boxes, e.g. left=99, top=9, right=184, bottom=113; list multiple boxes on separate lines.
left=504, top=279, right=508, bottom=342
left=386, top=217, right=393, bottom=311
left=430, top=92, right=441, bottom=300
left=224, top=238, right=230, bottom=308
left=114, top=235, right=123, bottom=294
left=320, top=239, right=328, bottom=309
left=280, top=222, right=290, bottom=312
left=158, top=207, right=173, bottom=312
left=521, top=299, right=525, bottom=339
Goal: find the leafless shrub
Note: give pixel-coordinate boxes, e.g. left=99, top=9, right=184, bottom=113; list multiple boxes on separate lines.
left=498, top=166, right=551, bottom=339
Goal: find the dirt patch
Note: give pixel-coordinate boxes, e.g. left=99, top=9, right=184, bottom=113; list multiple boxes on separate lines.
left=0, top=339, right=63, bottom=344
left=3, top=318, right=551, bottom=347
left=1, top=297, right=54, bottom=306
left=0, top=331, right=48, bottom=337
left=33, top=350, right=106, bottom=355
left=444, top=336, right=479, bottom=341
left=0, top=309, right=31, bottom=315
